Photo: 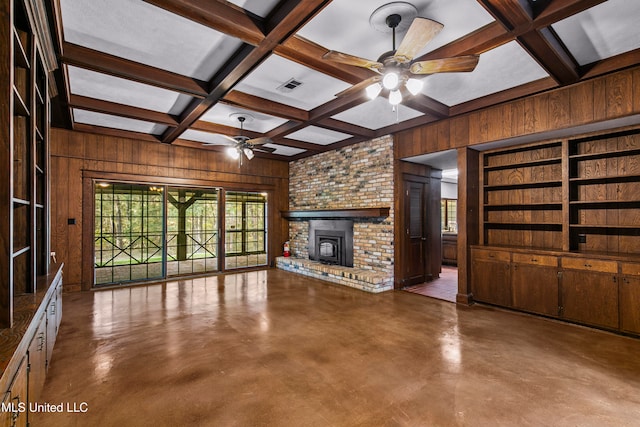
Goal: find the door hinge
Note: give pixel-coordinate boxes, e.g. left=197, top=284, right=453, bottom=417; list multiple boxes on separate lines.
left=557, top=271, right=563, bottom=279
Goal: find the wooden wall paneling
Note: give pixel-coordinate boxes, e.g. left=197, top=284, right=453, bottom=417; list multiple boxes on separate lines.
left=52, top=156, right=69, bottom=289
left=569, top=81, right=594, bottom=125
left=593, top=77, right=607, bottom=122
left=66, top=158, right=83, bottom=287
left=549, top=90, right=571, bottom=130
left=523, top=96, right=536, bottom=135
left=605, top=72, right=633, bottom=118
left=511, top=100, right=525, bottom=136
left=450, top=115, right=469, bottom=149
left=81, top=177, right=94, bottom=290
left=634, top=69, right=640, bottom=113
left=533, top=93, right=550, bottom=133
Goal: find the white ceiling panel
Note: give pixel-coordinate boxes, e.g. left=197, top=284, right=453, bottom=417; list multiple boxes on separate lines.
left=73, top=109, right=168, bottom=135
left=332, top=98, right=424, bottom=130
left=236, top=54, right=352, bottom=111
left=67, top=66, right=192, bottom=115
left=552, top=0, right=640, bottom=65
left=200, top=104, right=288, bottom=133
left=298, top=0, right=494, bottom=64
left=423, top=41, right=549, bottom=106
left=60, top=0, right=243, bottom=81
left=285, top=126, right=352, bottom=145
left=262, top=144, right=307, bottom=157
left=227, top=0, right=281, bottom=18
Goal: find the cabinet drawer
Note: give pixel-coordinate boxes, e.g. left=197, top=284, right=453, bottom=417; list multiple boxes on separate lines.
left=620, top=262, right=640, bottom=276
left=473, top=249, right=510, bottom=262
left=512, top=253, right=557, bottom=267
left=561, top=257, right=617, bottom=274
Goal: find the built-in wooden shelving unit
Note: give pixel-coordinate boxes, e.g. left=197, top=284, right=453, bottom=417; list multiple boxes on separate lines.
left=473, top=128, right=640, bottom=337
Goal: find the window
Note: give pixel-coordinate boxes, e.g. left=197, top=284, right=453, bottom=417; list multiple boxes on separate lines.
left=441, top=199, right=457, bottom=233
left=94, top=183, right=164, bottom=285
left=166, top=188, right=219, bottom=277
left=94, top=183, right=268, bottom=286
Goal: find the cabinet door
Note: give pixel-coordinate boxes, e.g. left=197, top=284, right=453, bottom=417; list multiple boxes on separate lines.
left=512, top=263, right=559, bottom=316
left=560, top=270, right=619, bottom=329
left=2, top=358, right=28, bottom=427
left=620, top=275, right=640, bottom=334
left=472, top=259, right=511, bottom=306
left=28, top=314, right=47, bottom=404
left=46, top=296, right=58, bottom=366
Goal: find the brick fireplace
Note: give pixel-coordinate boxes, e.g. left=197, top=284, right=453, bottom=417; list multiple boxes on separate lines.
left=276, top=136, right=394, bottom=293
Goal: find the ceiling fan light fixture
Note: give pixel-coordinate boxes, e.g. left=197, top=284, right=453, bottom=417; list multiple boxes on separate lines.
left=366, top=82, right=383, bottom=99
left=382, top=72, right=399, bottom=90
left=389, top=89, right=402, bottom=105
left=226, top=146, right=240, bottom=160
left=243, top=147, right=255, bottom=160
left=406, top=78, right=423, bottom=96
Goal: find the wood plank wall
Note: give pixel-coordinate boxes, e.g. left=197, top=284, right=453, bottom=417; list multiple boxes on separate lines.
left=395, top=66, right=640, bottom=158
left=50, top=128, right=289, bottom=291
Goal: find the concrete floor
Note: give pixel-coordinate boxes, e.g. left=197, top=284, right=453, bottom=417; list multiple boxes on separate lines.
left=34, top=269, right=640, bottom=426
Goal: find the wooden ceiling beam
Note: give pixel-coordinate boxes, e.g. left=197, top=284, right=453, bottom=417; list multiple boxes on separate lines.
left=222, top=90, right=309, bottom=122
left=61, top=43, right=209, bottom=97
left=142, top=0, right=265, bottom=45
left=479, top=0, right=580, bottom=85
left=190, top=121, right=263, bottom=140
left=316, top=118, right=376, bottom=139
left=68, top=94, right=179, bottom=126
left=72, top=123, right=162, bottom=143
left=581, top=47, right=640, bottom=80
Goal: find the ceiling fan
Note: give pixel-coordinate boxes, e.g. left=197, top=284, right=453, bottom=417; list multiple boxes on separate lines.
left=322, top=3, right=480, bottom=105
left=203, top=115, right=275, bottom=161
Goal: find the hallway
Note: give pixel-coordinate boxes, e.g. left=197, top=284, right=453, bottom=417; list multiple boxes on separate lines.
left=35, top=269, right=640, bottom=426
left=404, top=265, right=458, bottom=302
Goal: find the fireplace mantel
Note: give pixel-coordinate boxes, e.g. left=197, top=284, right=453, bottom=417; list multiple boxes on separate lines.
left=281, top=207, right=389, bottom=220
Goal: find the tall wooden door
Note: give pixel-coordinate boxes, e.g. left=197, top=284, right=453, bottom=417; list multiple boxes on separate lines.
left=402, top=173, right=441, bottom=286
left=405, top=180, right=428, bottom=285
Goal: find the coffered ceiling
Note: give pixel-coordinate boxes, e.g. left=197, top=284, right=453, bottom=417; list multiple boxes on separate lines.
left=47, top=0, right=640, bottom=161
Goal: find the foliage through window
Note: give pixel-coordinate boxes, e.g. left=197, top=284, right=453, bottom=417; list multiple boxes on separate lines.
left=225, top=191, right=267, bottom=269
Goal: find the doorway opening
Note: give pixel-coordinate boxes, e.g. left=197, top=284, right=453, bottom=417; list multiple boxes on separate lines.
left=402, top=150, right=459, bottom=303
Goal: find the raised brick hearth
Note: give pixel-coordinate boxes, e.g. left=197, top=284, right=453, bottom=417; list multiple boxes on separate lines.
left=276, top=257, right=393, bottom=293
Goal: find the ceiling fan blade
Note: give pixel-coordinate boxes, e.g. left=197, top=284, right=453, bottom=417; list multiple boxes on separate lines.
left=246, top=137, right=273, bottom=146
left=322, top=50, right=383, bottom=72
left=410, top=55, right=480, bottom=74
left=335, top=76, right=382, bottom=98
left=394, top=18, right=444, bottom=63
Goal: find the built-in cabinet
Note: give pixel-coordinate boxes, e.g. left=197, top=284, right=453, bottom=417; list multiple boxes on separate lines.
left=472, top=128, right=640, bottom=336
left=0, top=268, right=62, bottom=427
left=442, top=233, right=458, bottom=266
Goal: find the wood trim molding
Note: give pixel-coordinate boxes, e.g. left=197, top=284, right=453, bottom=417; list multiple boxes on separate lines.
left=281, top=207, right=390, bottom=219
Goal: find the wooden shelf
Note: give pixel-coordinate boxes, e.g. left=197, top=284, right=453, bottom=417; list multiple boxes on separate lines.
left=570, top=200, right=640, bottom=207
left=12, top=246, right=30, bottom=258
left=484, top=203, right=562, bottom=211
left=483, top=157, right=561, bottom=171
left=35, top=84, right=44, bottom=104
left=571, top=224, right=640, bottom=229
left=12, top=198, right=30, bottom=206
left=484, top=180, right=562, bottom=190
left=13, top=86, right=29, bottom=117
left=569, top=174, right=640, bottom=184
left=485, top=223, right=562, bottom=230
left=281, top=207, right=390, bottom=219
left=569, top=147, right=640, bottom=161
left=13, top=29, right=30, bottom=69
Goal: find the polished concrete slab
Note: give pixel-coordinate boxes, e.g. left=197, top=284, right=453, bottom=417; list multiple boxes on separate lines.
left=34, top=269, right=640, bottom=426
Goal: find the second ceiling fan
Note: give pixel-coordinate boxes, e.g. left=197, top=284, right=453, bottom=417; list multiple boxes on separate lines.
left=322, top=3, right=480, bottom=105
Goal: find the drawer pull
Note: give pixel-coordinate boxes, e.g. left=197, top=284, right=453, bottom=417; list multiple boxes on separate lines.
left=531, top=258, right=538, bottom=262
left=584, top=264, right=592, bottom=268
